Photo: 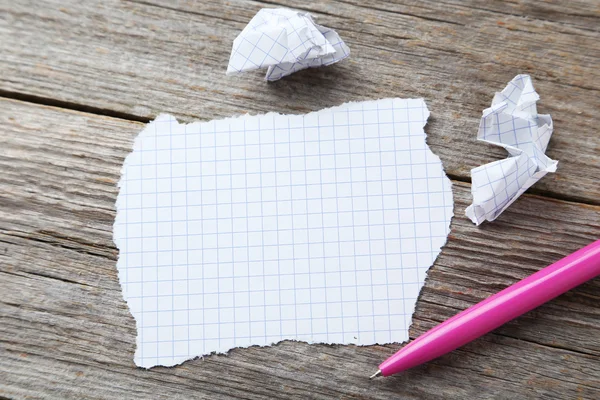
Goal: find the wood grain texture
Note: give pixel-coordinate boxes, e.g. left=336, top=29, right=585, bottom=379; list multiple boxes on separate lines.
left=1, top=0, right=599, bottom=204
left=1, top=0, right=600, bottom=398
left=1, top=98, right=599, bottom=400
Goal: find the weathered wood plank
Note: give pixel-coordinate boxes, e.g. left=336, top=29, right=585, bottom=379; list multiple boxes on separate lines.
left=1, top=98, right=599, bottom=399
left=1, top=0, right=599, bottom=203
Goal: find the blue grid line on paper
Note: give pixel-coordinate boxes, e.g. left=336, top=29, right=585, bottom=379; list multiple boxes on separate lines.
left=347, top=105, right=361, bottom=342
left=277, top=116, right=284, bottom=339
left=317, top=111, right=330, bottom=341
left=137, top=307, right=411, bottom=326
left=362, top=101, right=376, bottom=338
left=406, top=101, right=418, bottom=286
left=302, top=110, right=314, bottom=339
left=200, top=121, right=206, bottom=356
left=138, top=318, right=410, bottom=335
left=126, top=287, right=425, bottom=302
left=184, top=121, right=190, bottom=359
left=244, top=117, right=252, bottom=344
left=421, top=103, right=435, bottom=281
left=286, top=117, right=298, bottom=339
left=258, top=117, right=267, bottom=344
left=387, top=100, right=396, bottom=337
left=214, top=120, right=221, bottom=350
left=117, top=247, right=451, bottom=268
left=115, top=99, right=453, bottom=367
left=393, top=101, right=408, bottom=323
left=149, top=116, right=155, bottom=362
left=130, top=139, right=428, bottom=155
left=170, top=108, right=175, bottom=362
left=376, top=100, right=391, bottom=340
left=119, top=185, right=450, bottom=198
left=118, top=218, right=452, bottom=238
left=334, top=107, right=345, bottom=340
left=229, top=122, right=235, bottom=351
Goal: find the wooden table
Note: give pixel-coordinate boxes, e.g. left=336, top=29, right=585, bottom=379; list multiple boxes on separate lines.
left=1, top=1, right=599, bottom=398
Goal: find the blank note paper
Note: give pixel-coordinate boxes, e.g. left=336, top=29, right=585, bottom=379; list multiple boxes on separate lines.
left=113, top=99, right=454, bottom=368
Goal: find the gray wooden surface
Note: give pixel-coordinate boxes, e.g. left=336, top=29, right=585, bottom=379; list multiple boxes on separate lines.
left=1, top=0, right=599, bottom=399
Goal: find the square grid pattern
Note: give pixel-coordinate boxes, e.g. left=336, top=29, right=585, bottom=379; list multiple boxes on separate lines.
left=466, top=75, right=557, bottom=225
left=114, top=98, right=454, bottom=368
left=226, top=8, right=349, bottom=81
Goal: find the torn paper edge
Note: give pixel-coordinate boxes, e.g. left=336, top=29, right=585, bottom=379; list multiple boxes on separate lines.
left=113, top=99, right=454, bottom=368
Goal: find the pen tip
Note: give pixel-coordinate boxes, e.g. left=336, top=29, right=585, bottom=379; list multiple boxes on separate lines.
left=369, top=370, right=382, bottom=379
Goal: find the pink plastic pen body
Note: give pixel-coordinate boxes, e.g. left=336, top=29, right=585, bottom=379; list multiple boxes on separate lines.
left=379, top=239, right=600, bottom=377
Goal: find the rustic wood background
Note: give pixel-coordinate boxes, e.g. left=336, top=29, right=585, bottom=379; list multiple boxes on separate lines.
left=1, top=0, right=599, bottom=399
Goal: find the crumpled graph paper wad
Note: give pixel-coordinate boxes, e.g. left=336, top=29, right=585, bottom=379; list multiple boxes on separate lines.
left=226, top=8, right=350, bottom=81
left=466, top=75, right=558, bottom=225
left=113, top=99, right=454, bottom=368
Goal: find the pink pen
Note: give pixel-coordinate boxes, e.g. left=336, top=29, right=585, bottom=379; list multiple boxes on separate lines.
left=371, top=239, right=600, bottom=378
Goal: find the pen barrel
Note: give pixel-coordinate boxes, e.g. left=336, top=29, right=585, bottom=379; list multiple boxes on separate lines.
left=380, top=239, right=600, bottom=376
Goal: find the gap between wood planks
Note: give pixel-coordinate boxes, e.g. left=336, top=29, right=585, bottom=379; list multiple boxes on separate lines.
left=0, top=89, right=597, bottom=209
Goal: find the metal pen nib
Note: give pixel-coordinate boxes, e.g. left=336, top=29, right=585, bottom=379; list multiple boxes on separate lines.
left=369, top=370, right=382, bottom=379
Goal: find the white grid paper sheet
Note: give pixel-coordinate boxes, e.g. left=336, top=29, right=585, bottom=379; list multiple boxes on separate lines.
left=114, top=99, right=454, bottom=368
left=226, top=8, right=349, bottom=81
left=465, top=75, right=558, bottom=225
